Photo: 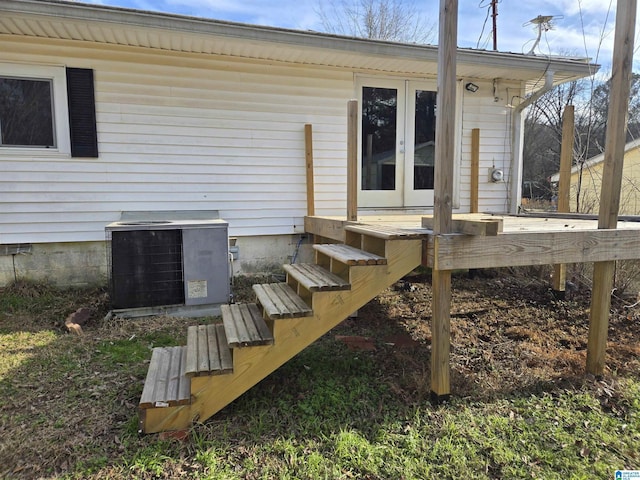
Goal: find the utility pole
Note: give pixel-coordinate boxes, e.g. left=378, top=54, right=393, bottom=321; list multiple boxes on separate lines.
left=491, top=0, right=498, bottom=50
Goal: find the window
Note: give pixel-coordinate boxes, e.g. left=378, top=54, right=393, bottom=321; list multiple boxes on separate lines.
left=0, top=77, right=54, bottom=147
left=0, top=64, right=97, bottom=157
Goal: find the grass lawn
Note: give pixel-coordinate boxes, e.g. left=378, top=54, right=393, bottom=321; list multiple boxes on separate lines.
left=0, top=275, right=638, bottom=479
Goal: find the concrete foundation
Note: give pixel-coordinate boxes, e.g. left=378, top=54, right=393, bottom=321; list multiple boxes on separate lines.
left=0, top=234, right=314, bottom=287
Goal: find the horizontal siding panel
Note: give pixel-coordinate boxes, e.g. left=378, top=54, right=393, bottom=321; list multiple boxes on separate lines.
left=98, top=144, right=305, bottom=156
left=97, top=132, right=327, bottom=150
left=2, top=181, right=307, bottom=193
left=97, top=112, right=347, bottom=134
left=3, top=200, right=306, bottom=218
left=99, top=76, right=348, bottom=102
left=462, top=112, right=511, bottom=123
left=96, top=91, right=343, bottom=116
left=2, top=168, right=306, bottom=181
left=98, top=67, right=350, bottom=92
left=2, top=156, right=315, bottom=169
left=98, top=123, right=345, bottom=141
left=98, top=87, right=347, bottom=113
left=4, top=195, right=306, bottom=207
left=0, top=199, right=306, bottom=214
left=96, top=102, right=346, bottom=125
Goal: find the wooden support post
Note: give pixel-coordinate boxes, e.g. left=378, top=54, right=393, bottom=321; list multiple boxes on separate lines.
left=305, top=124, right=315, bottom=217
left=431, top=0, right=458, bottom=403
left=431, top=267, right=451, bottom=400
left=552, top=105, right=575, bottom=297
left=587, top=0, right=637, bottom=376
left=470, top=128, right=480, bottom=213
left=347, top=100, right=358, bottom=222
left=433, top=0, right=457, bottom=235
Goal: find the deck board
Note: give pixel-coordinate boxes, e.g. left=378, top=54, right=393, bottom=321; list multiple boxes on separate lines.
left=221, top=303, right=274, bottom=346
left=308, top=213, right=640, bottom=235
left=284, top=263, right=351, bottom=291
left=140, top=346, right=190, bottom=408
left=253, top=283, right=312, bottom=318
left=313, top=244, right=386, bottom=265
left=305, top=213, right=640, bottom=269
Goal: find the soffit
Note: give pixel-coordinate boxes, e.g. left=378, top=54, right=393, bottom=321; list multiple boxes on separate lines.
left=0, top=0, right=598, bottom=91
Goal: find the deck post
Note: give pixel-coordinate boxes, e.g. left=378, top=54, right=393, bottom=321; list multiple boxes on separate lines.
left=470, top=128, right=480, bottom=214
left=587, top=0, right=637, bottom=375
left=305, top=124, right=315, bottom=217
left=431, top=0, right=458, bottom=403
left=552, top=105, right=574, bottom=297
left=347, top=100, right=358, bottom=221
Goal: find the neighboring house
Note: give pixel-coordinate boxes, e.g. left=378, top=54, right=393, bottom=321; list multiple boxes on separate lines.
left=0, top=0, right=596, bottom=286
left=550, top=138, right=640, bottom=214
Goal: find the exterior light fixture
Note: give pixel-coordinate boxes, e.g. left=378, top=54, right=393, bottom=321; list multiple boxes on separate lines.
left=465, top=82, right=479, bottom=93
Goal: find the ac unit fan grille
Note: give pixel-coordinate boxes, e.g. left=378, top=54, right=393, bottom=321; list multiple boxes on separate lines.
left=110, top=229, right=185, bottom=309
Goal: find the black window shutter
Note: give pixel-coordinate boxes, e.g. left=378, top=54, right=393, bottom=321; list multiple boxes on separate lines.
left=66, top=67, right=98, bottom=157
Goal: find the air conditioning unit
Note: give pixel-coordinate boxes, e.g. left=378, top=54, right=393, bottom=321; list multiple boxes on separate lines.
left=105, top=211, right=230, bottom=317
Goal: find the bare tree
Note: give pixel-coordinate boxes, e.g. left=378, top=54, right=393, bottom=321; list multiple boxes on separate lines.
left=522, top=79, right=589, bottom=200
left=316, top=0, right=436, bottom=44
left=522, top=73, right=640, bottom=210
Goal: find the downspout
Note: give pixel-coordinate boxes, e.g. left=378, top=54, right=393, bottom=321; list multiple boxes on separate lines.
left=509, top=69, right=555, bottom=213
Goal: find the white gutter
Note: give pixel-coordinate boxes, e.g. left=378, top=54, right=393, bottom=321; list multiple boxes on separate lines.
left=509, top=69, right=555, bottom=213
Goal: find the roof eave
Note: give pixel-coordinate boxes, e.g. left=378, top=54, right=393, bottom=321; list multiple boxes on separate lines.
left=1, top=0, right=598, bottom=84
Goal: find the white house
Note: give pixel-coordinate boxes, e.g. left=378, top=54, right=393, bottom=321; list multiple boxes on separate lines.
left=0, top=0, right=597, bottom=286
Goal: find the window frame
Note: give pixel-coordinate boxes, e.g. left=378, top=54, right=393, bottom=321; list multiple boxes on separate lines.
left=0, top=63, right=70, bottom=155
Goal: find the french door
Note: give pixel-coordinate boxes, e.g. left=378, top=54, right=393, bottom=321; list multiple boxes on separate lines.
left=358, top=78, right=440, bottom=208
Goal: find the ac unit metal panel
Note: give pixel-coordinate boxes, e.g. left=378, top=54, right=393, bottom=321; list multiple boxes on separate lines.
left=182, top=226, right=229, bottom=306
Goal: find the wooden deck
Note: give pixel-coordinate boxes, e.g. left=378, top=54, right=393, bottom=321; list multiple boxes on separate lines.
left=306, top=211, right=640, bottom=400
left=305, top=213, right=640, bottom=270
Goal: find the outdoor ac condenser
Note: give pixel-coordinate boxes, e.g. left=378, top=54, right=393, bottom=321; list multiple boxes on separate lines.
left=106, top=211, right=230, bottom=315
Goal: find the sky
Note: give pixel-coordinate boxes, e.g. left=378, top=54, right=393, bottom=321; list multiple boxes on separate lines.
left=81, top=0, right=634, bottom=74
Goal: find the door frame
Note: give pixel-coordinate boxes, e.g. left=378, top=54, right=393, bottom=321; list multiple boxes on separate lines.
left=356, top=77, right=405, bottom=208
left=356, top=75, right=463, bottom=210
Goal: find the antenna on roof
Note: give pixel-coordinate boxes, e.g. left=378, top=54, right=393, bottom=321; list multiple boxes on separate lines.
left=523, top=15, right=563, bottom=55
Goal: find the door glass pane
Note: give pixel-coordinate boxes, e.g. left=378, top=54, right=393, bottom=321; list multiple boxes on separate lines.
left=414, top=90, right=437, bottom=190
left=361, top=87, right=397, bottom=190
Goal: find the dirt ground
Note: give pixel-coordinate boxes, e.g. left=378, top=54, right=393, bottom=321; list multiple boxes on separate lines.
left=370, top=268, right=640, bottom=399
left=233, top=267, right=640, bottom=401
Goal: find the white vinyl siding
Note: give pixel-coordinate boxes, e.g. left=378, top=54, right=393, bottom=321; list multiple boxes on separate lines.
left=459, top=80, right=517, bottom=213
left=0, top=38, right=351, bottom=243
left=0, top=38, right=520, bottom=245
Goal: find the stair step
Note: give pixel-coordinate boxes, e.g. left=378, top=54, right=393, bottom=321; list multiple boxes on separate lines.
left=221, top=303, right=274, bottom=347
left=345, top=224, right=425, bottom=239
left=185, top=324, right=233, bottom=377
left=283, top=263, right=351, bottom=292
left=253, top=283, right=313, bottom=319
left=313, top=244, right=387, bottom=265
left=139, top=346, right=191, bottom=409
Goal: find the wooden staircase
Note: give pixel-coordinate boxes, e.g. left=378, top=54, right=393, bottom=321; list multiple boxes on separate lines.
left=138, top=226, right=423, bottom=433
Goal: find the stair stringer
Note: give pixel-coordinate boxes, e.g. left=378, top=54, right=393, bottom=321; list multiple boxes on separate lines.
left=141, top=238, right=422, bottom=433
